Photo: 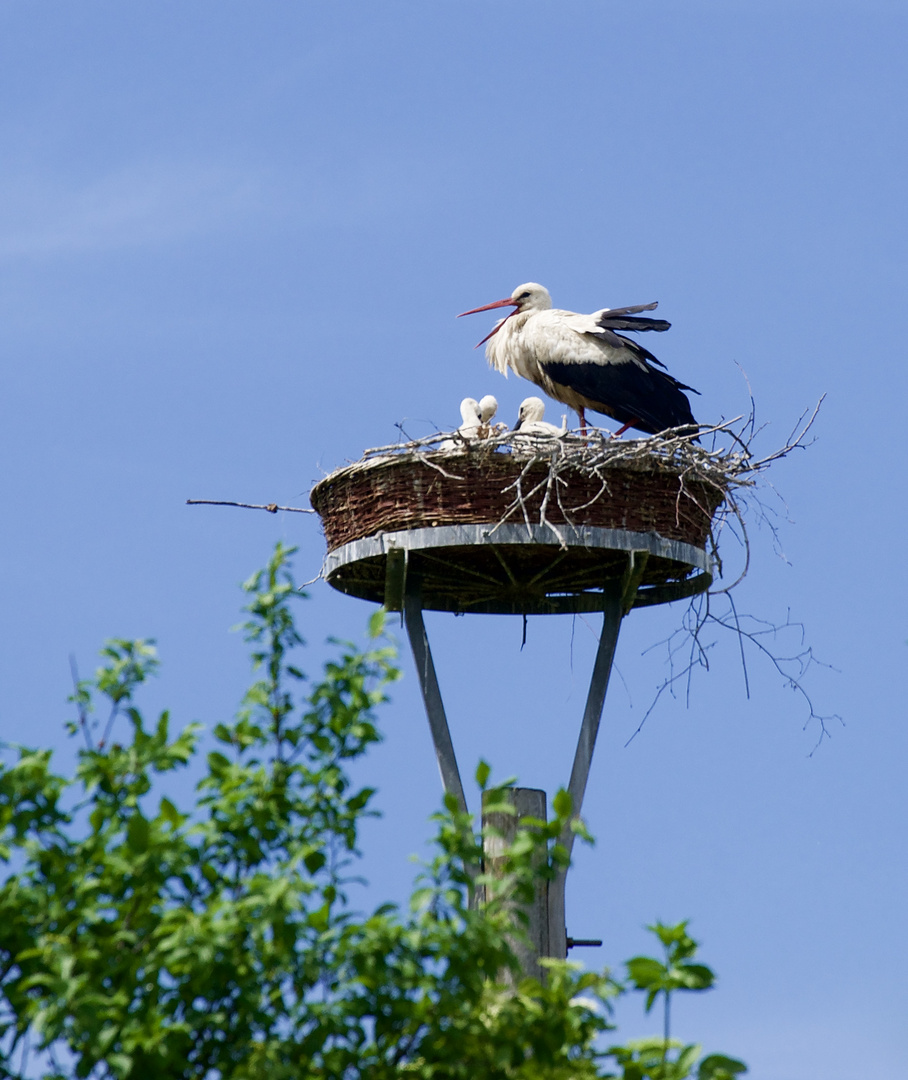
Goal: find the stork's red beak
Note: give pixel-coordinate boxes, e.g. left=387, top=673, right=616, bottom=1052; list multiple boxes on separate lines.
left=457, top=296, right=519, bottom=348
left=457, top=296, right=517, bottom=317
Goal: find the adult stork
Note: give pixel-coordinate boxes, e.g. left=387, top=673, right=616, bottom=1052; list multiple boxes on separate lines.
left=458, top=282, right=699, bottom=437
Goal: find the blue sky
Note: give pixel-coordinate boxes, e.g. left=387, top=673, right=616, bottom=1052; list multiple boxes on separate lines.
left=1, top=4, right=906, bottom=1076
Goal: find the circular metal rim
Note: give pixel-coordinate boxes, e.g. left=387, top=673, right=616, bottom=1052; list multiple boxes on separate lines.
left=322, top=524, right=712, bottom=614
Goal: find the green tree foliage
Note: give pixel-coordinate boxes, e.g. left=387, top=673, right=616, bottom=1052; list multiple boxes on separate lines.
left=0, top=544, right=745, bottom=1079
left=606, top=923, right=746, bottom=1080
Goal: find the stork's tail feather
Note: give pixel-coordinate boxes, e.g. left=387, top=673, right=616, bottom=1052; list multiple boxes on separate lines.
left=667, top=374, right=700, bottom=395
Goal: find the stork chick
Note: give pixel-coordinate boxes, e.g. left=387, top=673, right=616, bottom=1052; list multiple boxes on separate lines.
left=438, top=397, right=482, bottom=450
left=477, top=394, right=500, bottom=438
left=513, top=396, right=566, bottom=438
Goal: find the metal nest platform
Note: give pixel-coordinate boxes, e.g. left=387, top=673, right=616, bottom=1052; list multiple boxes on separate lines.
left=311, top=437, right=726, bottom=614
left=321, top=523, right=711, bottom=615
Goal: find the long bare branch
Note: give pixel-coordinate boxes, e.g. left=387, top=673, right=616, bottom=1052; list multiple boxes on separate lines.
left=185, top=499, right=316, bottom=514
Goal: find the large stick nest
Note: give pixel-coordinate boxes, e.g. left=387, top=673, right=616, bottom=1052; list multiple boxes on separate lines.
left=309, top=407, right=818, bottom=615
left=312, top=417, right=783, bottom=558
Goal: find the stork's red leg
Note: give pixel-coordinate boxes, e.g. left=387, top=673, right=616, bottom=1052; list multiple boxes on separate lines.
left=613, top=418, right=640, bottom=438
left=578, top=408, right=588, bottom=435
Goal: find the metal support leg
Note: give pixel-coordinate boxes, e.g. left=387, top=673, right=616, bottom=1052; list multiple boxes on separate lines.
left=402, top=581, right=468, bottom=815
left=383, top=545, right=407, bottom=618
left=548, top=585, right=624, bottom=959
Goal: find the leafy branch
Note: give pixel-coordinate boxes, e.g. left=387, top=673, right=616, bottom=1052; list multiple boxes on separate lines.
left=0, top=546, right=747, bottom=1079
left=605, top=921, right=746, bottom=1080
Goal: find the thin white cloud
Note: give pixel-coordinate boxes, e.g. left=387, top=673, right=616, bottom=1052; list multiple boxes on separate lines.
left=0, top=160, right=271, bottom=259
left=0, top=145, right=468, bottom=262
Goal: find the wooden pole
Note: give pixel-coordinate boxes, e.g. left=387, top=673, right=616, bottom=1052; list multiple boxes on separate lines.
left=482, top=786, right=549, bottom=983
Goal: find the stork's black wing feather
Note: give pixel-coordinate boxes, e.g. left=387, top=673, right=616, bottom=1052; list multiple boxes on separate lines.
left=540, top=349, right=699, bottom=436
left=597, top=302, right=671, bottom=333
left=612, top=334, right=699, bottom=387
left=598, top=315, right=672, bottom=332
left=586, top=308, right=672, bottom=364
left=599, top=302, right=660, bottom=317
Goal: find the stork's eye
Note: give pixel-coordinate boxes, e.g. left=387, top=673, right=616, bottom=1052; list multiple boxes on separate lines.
left=518, top=291, right=531, bottom=300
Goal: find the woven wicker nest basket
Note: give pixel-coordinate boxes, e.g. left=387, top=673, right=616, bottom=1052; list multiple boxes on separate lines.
left=311, top=442, right=726, bottom=616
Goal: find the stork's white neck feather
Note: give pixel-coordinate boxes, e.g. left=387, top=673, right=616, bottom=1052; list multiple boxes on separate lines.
left=485, top=308, right=538, bottom=380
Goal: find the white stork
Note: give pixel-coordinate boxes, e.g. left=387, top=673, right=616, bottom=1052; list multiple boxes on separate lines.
left=438, top=397, right=483, bottom=450
left=456, top=396, right=483, bottom=435
left=458, top=282, right=699, bottom=437
left=513, top=396, right=566, bottom=437
left=478, top=394, right=499, bottom=424
left=477, top=394, right=501, bottom=438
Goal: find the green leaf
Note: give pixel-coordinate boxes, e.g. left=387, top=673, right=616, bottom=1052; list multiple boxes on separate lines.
left=475, top=760, right=491, bottom=789
left=107, top=1053, right=133, bottom=1076
left=552, top=788, right=573, bottom=818
left=309, top=901, right=330, bottom=931
left=650, top=919, right=694, bottom=952
left=347, top=787, right=375, bottom=812
left=126, top=812, right=150, bottom=851
left=677, top=1042, right=701, bottom=1073
left=626, top=956, right=667, bottom=989
left=303, top=850, right=327, bottom=874
left=207, top=750, right=231, bottom=773
left=678, top=962, right=715, bottom=991
left=367, top=608, right=386, bottom=638
left=699, top=1054, right=748, bottom=1078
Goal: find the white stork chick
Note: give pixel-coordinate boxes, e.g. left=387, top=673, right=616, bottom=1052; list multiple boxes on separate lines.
left=477, top=394, right=501, bottom=438
left=438, top=396, right=482, bottom=450
left=513, top=396, right=566, bottom=438
left=478, top=394, right=498, bottom=423
left=458, top=283, right=699, bottom=437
